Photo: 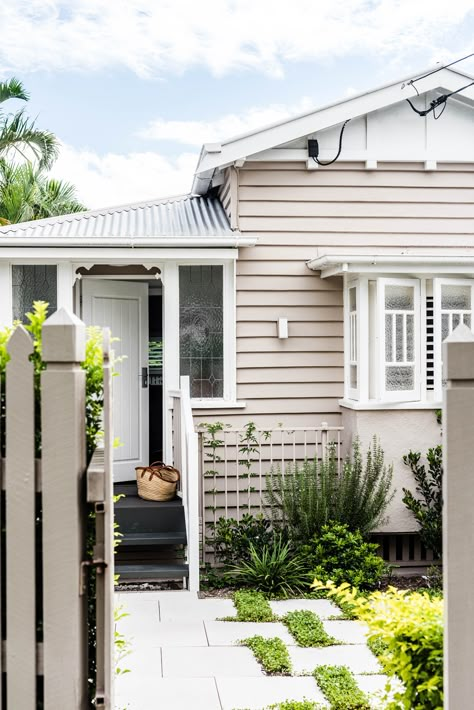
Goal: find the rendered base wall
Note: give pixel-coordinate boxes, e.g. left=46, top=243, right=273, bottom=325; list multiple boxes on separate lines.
left=340, top=406, right=441, bottom=534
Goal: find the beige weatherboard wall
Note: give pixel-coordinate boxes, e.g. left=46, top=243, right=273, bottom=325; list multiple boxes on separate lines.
left=194, top=65, right=474, bottom=535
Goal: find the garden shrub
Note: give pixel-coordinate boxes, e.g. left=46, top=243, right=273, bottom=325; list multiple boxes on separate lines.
left=232, top=590, right=275, bottom=622
left=403, top=446, right=443, bottom=558
left=265, top=437, right=394, bottom=541
left=282, top=610, right=337, bottom=647
left=304, top=523, right=387, bottom=590
left=241, top=636, right=292, bottom=674
left=315, top=580, right=444, bottom=710
left=313, top=665, right=369, bottom=710
left=208, top=513, right=274, bottom=567
left=225, top=535, right=308, bottom=597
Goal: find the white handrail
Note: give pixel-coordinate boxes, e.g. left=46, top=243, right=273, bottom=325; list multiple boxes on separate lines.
left=168, top=376, right=200, bottom=591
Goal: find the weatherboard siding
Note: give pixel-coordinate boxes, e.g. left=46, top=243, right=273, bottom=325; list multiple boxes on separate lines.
left=194, top=160, right=474, bottom=431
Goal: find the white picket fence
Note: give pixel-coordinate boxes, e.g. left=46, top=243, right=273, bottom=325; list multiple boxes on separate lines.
left=0, top=308, right=114, bottom=709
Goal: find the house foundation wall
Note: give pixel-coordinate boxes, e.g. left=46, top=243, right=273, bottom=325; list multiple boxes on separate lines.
left=340, top=406, right=441, bottom=533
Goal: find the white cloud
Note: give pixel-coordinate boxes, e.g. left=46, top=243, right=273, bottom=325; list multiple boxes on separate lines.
left=139, top=97, right=316, bottom=145
left=0, top=1, right=473, bottom=78
left=52, top=144, right=198, bottom=209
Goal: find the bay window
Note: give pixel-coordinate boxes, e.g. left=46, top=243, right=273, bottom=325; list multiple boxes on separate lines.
left=344, top=275, right=474, bottom=405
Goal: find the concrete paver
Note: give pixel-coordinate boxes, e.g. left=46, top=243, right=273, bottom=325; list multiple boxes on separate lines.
left=159, top=596, right=236, bottom=621
left=323, top=619, right=369, bottom=645
left=270, top=598, right=342, bottom=619
left=162, top=646, right=264, bottom=678
left=290, top=644, right=381, bottom=675
left=151, top=619, right=208, bottom=646
left=217, top=676, right=328, bottom=710
left=116, top=677, right=221, bottom=710
left=205, top=620, right=294, bottom=646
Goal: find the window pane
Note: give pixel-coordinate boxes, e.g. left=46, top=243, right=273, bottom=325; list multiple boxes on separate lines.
left=442, top=285, right=471, bottom=310
left=386, top=366, right=414, bottom=391
left=395, top=313, right=404, bottom=362
left=179, top=265, right=224, bottom=398
left=385, top=285, right=414, bottom=310
left=12, top=265, right=57, bottom=323
left=406, top=314, right=414, bottom=361
left=463, top=314, right=471, bottom=329
left=385, top=313, right=393, bottom=361
left=350, top=364, right=357, bottom=389
left=442, top=313, right=450, bottom=341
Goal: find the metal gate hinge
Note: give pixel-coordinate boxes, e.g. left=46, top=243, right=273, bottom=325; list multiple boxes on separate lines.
left=80, top=558, right=108, bottom=595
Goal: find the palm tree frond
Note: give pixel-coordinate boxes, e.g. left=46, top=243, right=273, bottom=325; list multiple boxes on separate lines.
left=0, top=110, right=59, bottom=169
left=0, top=78, right=29, bottom=105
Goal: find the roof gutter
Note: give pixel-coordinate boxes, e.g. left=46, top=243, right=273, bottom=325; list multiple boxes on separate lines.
left=0, top=235, right=258, bottom=248
left=308, top=254, right=474, bottom=277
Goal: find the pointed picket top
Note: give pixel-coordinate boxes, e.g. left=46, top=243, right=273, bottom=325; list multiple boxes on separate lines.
left=7, top=324, right=33, bottom=360
left=42, top=307, right=86, bottom=363
left=444, top=322, right=474, bottom=343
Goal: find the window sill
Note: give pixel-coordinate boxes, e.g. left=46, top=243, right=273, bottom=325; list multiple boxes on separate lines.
left=191, top=399, right=247, bottom=409
left=339, top=398, right=442, bottom=411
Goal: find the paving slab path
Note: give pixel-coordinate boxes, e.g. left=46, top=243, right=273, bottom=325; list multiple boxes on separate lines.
left=115, top=590, right=388, bottom=710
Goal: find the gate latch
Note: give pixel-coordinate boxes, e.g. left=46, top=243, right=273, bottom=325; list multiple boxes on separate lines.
left=80, top=558, right=108, bottom=595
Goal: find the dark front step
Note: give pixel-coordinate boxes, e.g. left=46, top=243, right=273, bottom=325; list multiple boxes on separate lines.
left=114, top=480, right=188, bottom=584
left=116, top=563, right=189, bottom=581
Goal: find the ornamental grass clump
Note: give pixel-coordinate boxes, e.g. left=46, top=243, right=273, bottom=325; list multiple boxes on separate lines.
left=265, top=437, right=394, bottom=541
left=314, top=580, right=443, bottom=710
left=225, top=534, right=308, bottom=597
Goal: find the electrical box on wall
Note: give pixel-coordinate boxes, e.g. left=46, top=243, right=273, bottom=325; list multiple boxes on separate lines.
left=278, top=317, right=288, bottom=339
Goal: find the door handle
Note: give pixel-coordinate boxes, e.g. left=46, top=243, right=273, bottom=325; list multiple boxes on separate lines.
left=141, top=367, right=148, bottom=388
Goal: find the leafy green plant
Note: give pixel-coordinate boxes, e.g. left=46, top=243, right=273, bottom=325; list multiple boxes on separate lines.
left=313, top=665, right=370, bottom=710
left=402, top=446, right=443, bottom=558
left=225, top=535, right=308, bottom=597
left=241, top=636, right=292, bottom=675
left=208, top=514, right=274, bottom=568
left=231, top=590, right=275, bottom=622
left=282, top=610, right=337, bottom=647
left=266, top=702, right=323, bottom=710
left=238, top=421, right=271, bottom=511
left=304, top=523, right=387, bottom=590
left=114, top=605, right=132, bottom=676
left=316, top=580, right=444, bottom=709
left=265, top=437, right=394, bottom=541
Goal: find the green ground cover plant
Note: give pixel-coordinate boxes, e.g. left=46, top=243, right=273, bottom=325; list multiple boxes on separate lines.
left=316, top=580, right=443, bottom=709
left=231, top=590, right=275, bottom=622
left=225, top=535, right=308, bottom=596
left=208, top=513, right=274, bottom=567
left=304, top=523, right=387, bottom=590
left=313, top=665, right=370, bottom=710
left=234, top=701, right=323, bottom=710
left=282, top=610, right=338, bottom=647
left=241, top=635, right=292, bottom=675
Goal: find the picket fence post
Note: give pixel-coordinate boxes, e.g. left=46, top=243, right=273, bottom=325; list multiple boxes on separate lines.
left=5, top=326, right=35, bottom=709
left=443, top=323, right=474, bottom=708
left=41, top=309, right=87, bottom=708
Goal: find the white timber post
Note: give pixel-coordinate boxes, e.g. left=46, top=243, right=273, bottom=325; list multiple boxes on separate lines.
left=5, top=326, right=35, bottom=709
left=443, top=322, right=474, bottom=708
left=41, top=308, right=87, bottom=708
left=180, top=375, right=200, bottom=591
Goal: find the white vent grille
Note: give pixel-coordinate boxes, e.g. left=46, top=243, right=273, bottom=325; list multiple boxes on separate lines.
left=426, top=295, right=435, bottom=391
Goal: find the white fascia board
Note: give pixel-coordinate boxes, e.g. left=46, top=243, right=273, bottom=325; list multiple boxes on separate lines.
left=308, top=254, right=474, bottom=277
left=0, top=245, right=255, bottom=262
left=194, top=67, right=474, bottom=181
left=0, top=235, right=257, bottom=249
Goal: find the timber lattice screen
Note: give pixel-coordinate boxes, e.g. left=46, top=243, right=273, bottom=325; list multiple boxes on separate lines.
left=198, top=423, right=343, bottom=565
left=0, top=309, right=114, bottom=710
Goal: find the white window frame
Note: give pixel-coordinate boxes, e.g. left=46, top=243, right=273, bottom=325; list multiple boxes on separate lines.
left=343, top=277, right=370, bottom=401
left=376, top=277, right=421, bottom=403
left=433, top=278, right=474, bottom=401
left=164, top=259, right=240, bottom=408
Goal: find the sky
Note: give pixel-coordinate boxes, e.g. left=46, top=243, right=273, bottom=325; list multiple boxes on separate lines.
left=1, top=0, right=474, bottom=209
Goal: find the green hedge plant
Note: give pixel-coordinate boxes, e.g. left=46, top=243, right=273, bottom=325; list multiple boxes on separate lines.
left=315, top=580, right=443, bottom=709
left=304, top=522, right=387, bottom=590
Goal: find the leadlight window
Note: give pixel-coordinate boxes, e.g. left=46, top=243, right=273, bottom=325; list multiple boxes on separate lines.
left=12, top=265, right=57, bottom=323
left=179, top=265, right=224, bottom=399
left=383, top=283, right=417, bottom=395
left=440, top=284, right=472, bottom=340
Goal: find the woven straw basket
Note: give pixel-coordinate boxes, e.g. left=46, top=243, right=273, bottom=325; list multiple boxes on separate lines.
left=135, top=461, right=180, bottom=502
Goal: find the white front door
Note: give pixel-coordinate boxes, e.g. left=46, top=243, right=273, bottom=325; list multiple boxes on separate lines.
left=82, top=280, right=149, bottom=481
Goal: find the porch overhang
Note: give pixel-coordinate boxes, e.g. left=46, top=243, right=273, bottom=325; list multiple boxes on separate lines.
left=307, top=252, right=474, bottom=278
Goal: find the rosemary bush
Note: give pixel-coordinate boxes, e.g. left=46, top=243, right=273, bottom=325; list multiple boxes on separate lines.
left=265, top=437, right=394, bottom=540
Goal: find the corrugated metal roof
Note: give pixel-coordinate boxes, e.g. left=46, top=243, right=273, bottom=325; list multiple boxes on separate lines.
left=0, top=194, right=234, bottom=239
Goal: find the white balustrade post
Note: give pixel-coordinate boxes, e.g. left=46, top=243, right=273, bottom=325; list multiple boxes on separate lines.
left=41, top=308, right=87, bottom=708
left=443, top=323, right=474, bottom=708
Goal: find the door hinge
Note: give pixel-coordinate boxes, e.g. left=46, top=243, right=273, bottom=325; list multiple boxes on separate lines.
left=80, top=558, right=108, bottom=595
